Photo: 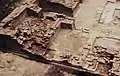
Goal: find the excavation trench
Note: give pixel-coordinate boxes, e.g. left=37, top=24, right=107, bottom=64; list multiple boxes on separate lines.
left=38, top=0, right=73, bottom=17
left=0, top=34, right=99, bottom=76
left=0, top=1, right=104, bottom=75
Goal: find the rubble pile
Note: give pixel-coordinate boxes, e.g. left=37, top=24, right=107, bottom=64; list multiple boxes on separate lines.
left=2, top=16, right=60, bottom=55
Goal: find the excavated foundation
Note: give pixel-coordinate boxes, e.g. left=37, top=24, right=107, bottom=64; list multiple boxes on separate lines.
left=1, top=0, right=120, bottom=76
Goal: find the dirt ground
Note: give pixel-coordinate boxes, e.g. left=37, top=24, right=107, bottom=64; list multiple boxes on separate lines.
left=0, top=52, right=75, bottom=76
left=0, top=52, right=49, bottom=76
left=0, top=52, right=54, bottom=76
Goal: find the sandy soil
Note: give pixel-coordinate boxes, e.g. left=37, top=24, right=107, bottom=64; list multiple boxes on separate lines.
left=50, top=29, right=89, bottom=60
left=0, top=52, right=75, bottom=76
left=0, top=52, right=50, bottom=76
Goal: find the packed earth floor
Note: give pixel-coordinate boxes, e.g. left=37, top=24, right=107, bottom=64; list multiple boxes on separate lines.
left=0, top=0, right=120, bottom=76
